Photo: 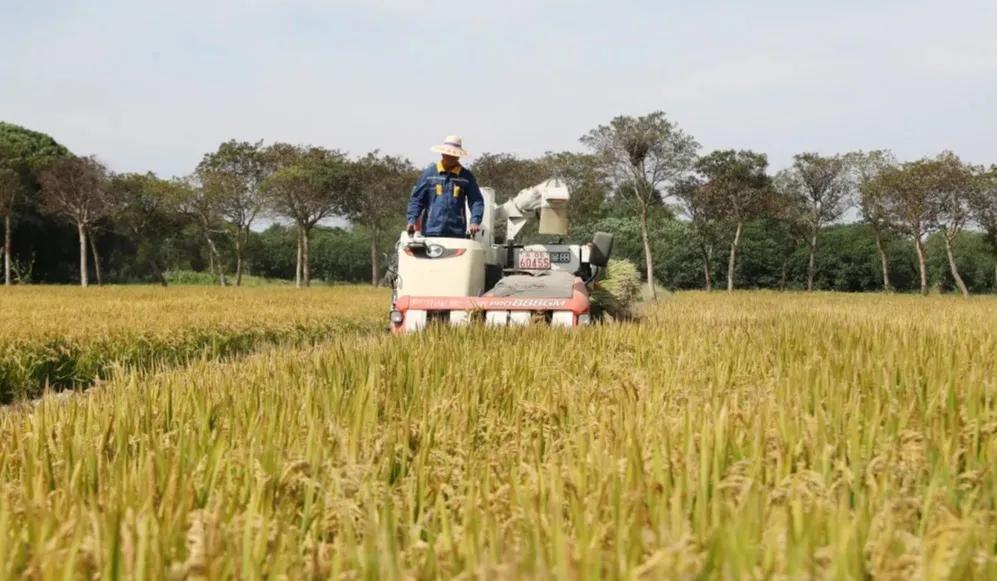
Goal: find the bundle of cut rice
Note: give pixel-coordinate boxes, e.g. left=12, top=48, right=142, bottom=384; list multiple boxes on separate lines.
left=589, top=259, right=643, bottom=322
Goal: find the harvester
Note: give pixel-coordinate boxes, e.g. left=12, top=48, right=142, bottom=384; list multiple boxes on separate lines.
left=388, top=179, right=614, bottom=332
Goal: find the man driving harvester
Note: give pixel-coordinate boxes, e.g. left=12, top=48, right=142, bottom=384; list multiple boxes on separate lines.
left=406, top=135, right=485, bottom=238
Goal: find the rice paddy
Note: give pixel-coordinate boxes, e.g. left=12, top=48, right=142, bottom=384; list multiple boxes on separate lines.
left=0, top=286, right=385, bottom=402
left=0, top=290, right=995, bottom=579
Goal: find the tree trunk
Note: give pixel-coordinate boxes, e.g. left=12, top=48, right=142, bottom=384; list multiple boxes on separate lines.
left=3, top=213, right=10, bottom=286
left=806, top=230, right=818, bottom=292
left=88, top=229, right=103, bottom=286
left=726, top=220, right=743, bottom=292
left=370, top=226, right=381, bottom=287
left=874, top=232, right=891, bottom=292
left=779, top=259, right=789, bottom=291
left=234, top=228, right=244, bottom=287
left=78, top=222, right=89, bottom=288
left=302, top=226, right=311, bottom=288
left=943, top=231, right=969, bottom=297
left=701, top=244, right=713, bottom=291
left=149, top=258, right=167, bottom=287
left=914, top=236, right=928, bottom=296
left=206, top=233, right=216, bottom=277
left=204, top=233, right=225, bottom=286
left=639, top=205, right=656, bottom=300
left=295, top=226, right=303, bottom=289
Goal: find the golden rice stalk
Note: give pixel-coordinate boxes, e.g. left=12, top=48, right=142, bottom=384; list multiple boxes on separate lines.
left=590, top=259, right=643, bottom=321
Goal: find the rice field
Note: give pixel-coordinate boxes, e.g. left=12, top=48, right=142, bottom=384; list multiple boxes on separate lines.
left=0, top=286, right=386, bottom=402
left=1, top=291, right=995, bottom=579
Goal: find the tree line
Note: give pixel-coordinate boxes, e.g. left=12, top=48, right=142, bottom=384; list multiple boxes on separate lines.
left=1, top=122, right=416, bottom=288
left=2, top=117, right=995, bottom=294
left=578, top=113, right=997, bottom=297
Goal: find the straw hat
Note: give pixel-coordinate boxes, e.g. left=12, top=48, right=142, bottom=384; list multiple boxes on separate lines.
left=430, top=135, right=468, bottom=158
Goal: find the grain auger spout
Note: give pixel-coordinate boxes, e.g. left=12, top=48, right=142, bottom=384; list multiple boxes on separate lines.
left=389, top=178, right=614, bottom=332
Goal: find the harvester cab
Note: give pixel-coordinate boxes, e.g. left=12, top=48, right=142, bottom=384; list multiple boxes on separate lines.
left=389, top=179, right=613, bottom=332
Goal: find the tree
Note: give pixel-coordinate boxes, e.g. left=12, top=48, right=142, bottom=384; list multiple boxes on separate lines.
left=925, top=152, right=977, bottom=296
left=87, top=223, right=105, bottom=286
left=0, top=122, right=68, bottom=285
left=0, top=166, right=18, bottom=284
left=849, top=150, right=898, bottom=291
left=37, top=156, right=111, bottom=287
left=540, top=151, right=610, bottom=230
left=470, top=153, right=548, bottom=203
left=969, top=166, right=997, bottom=290
left=173, top=178, right=228, bottom=285
left=872, top=162, right=936, bottom=295
left=767, top=192, right=810, bottom=290
left=262, top=145, right=349, bottom=287
left=196, top=140, right=269, bottom=286
left=109, top=172, right=184, bottom=286
left=672, top=177, right=723, bottom=290
left=581, top=112, right=699, bottom=298
left=695, top=150, right=772, bottom=291
left=345, top=152, right=416, bottom=285
left=776, top=153, right=852, bottom=291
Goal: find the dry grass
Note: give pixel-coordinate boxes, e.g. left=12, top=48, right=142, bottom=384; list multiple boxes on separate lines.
left=1, top=291, right=995, bottom=579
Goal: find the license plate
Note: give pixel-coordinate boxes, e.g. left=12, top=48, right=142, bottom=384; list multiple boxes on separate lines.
left=517, top=250, right=550, bottom=270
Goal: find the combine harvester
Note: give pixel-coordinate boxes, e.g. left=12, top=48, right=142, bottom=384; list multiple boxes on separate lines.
left=389, top=179, right=614, bottom=332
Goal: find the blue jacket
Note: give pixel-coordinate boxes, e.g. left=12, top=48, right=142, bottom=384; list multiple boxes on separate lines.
left=406, top=161, right=485, bottom=237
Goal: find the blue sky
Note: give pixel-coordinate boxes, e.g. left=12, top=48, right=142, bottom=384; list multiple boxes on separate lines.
left=2, top=0, right=995, bottom=178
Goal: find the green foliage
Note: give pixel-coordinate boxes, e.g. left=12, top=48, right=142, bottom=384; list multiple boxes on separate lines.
left=574, top=213, right=996, bottom=294
left=163, top=269, right=287, bottom=287
left=0, top=122, right=69, bottom=181
left=262, top=146, right=349, bottom=228
left=252, top=224, right=395, bottom=283
left=0, top=122, right=71, bottom=282
left=811, top=225, right=891, bottom=291
left=651, top=219, right=707, bottom=289
left=108, top=172, right=188, bottom=284
left=695, top=150, right=773, bottom=222
left=2, top=128, right=995, bottom=295
left=582, top=113, right=700, bottom=296
left=736, top=219, right=802, bottom=289
left=926, top=230, right=997, bottom=293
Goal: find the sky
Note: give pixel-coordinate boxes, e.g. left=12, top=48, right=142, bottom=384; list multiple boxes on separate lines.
left=2, top=0, right=996, bottom=179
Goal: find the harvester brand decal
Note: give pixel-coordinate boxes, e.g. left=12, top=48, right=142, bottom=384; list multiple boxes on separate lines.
left=408, top=297, right=570, bottom=310
left=488, top=298, right=568, bottom=309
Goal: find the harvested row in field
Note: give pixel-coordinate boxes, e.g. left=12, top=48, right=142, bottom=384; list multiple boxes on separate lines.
left=1, top=292, right=994, bottom=578
left=0, top=286, right=388, bottom=402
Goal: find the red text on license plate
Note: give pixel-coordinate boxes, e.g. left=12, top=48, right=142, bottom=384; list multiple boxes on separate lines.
left=517, top=251, right=550, bottom=269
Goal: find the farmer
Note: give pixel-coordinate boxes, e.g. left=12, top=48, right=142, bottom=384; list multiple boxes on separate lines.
left=406, top=135, right=485, bottom=238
